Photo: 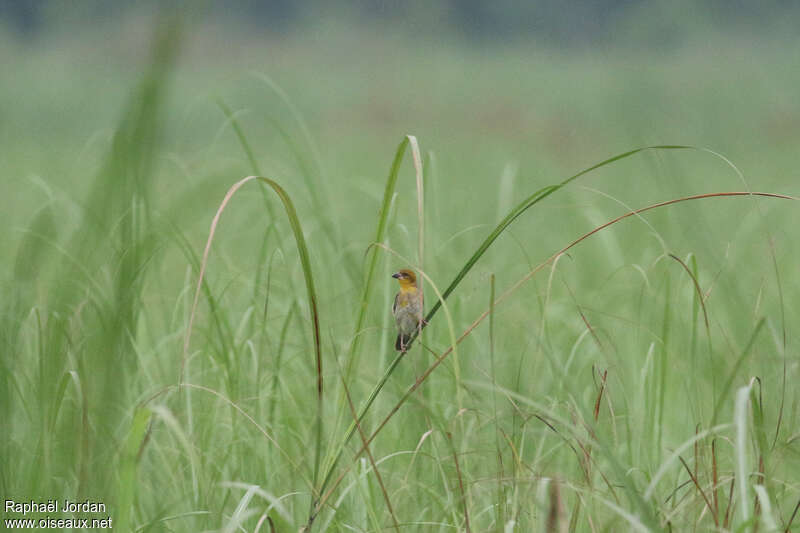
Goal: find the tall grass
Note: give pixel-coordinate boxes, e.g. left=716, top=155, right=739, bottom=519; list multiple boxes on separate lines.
left=3, top=20, right=800, bottom=533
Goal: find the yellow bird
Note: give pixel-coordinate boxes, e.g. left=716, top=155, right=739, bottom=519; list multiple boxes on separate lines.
left=391, top=269, right=424, bottom=351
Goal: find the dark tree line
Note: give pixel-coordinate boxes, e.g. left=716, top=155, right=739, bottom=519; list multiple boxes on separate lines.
left=1, top=0, right=797, bottom=43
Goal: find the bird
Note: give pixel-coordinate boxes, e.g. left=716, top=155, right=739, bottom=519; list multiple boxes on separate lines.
left=391, top=269, right=423, bottom=351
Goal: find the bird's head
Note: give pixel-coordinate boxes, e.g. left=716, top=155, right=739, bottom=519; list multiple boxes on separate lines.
left=392, top=269, right=417, bottom=287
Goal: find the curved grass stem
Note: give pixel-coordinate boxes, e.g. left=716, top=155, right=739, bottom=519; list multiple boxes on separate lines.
left=178, top=174, right=324, bottom=504
left=315, top=190, right=794, bottom=515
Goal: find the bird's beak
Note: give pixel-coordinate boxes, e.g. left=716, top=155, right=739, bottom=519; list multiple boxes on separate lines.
left=391, top=272, right=401, bottom=279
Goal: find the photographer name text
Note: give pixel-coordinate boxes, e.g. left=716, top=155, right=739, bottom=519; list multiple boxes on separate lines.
left=4, top=499, right=112, bottom=529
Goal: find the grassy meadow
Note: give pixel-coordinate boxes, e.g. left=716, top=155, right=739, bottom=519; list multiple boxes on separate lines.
left=2, top=15, right=800, bottom=532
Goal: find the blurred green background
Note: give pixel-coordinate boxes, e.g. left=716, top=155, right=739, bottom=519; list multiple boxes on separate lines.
left=2, top=2, right=799, bottom=532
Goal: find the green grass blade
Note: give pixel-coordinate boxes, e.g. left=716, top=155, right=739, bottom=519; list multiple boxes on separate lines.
left=313, top=254, right=461, bottom=519
left=179, top=173, right=324, bottom=497
left=314, top=144, right=710, bottom=516
left=344, top=136, right=412, bottom=379
left=424, top=145, right=694, bottom=324
left=217, top=99, right=262, bottom=176
left=710, top=318, right=765, bottom=425
left=116, top=407, right=153, bottom=532
left=216, top=99, right=276, bottom=225
left=734, top=381, right=754, bottom=527
left=255, top=178, right=325, bottom=495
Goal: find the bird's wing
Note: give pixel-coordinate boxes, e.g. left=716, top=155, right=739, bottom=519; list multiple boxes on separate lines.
left=392, top=292, right=399, bottom=315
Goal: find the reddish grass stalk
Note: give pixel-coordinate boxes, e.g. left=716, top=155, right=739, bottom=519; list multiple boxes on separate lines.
left=447, top=432, right=472, bottom=533
left=712, top=439, right=719, bottom=523
left=786, top=498, right=800, bottom=533
left=546, top=481, right=564, bottom=533
left=724, top=478, right=735, bottom=529
left=593, top=369, right=607, bottom=422
left=317, top=190, right=794, bottom=510
left=357, top=192, right=793, bottom=447
left=668, top=254, right=710, bottom=331
left=678, top=455, right=718, bottom=528
left=338, top=370, right=401, bottom=532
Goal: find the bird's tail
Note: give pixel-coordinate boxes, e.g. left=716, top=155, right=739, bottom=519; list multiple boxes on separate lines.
left=395, top=333, right=413, bottom=352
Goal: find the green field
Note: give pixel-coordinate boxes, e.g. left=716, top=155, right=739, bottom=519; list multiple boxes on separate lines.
left=2, top=15, right=800, bottom=532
